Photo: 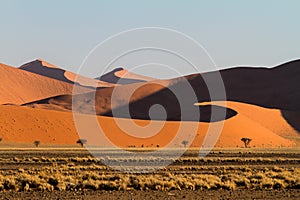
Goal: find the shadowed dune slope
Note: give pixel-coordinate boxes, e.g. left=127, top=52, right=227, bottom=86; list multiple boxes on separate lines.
left=23, top=95, right=73, bottom=111
left=25, top=60, right=300, bottom=124
left=24, top=80, right=237, bottom=122
left=0, top=63, right=89, bottom=105
left=281, top=110, right=300, bottom=133
left=97, top=67, right=155, bottom=84
left=19, top=59, right=114, bottom=88
left=0, top=104, right=295, bottom=147
left=195, top=59, right=300, bottom=110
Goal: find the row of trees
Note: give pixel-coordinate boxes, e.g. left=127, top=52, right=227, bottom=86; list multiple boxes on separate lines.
left=0, top=138, right=252, bottom=148
left=0, top=139, right=84, bottom=147
left=181, top=138, right=252, bottom=148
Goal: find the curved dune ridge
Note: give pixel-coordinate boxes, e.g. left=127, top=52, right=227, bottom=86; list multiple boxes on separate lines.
left=25, top=79, right=238, bottom=122
left=19, top=59, right=115, bottom=88
left=0, top=63, right=88, bottom=105
left=97, top=67, right=156, bottom=85
left=1, top=59, right=300, bottom=147
left=0, top=103, right=295, bottom=147
left=222, top=101, right=299, bottom=139
left=25, top=59, right=300, bottom=125
left=196, top=101, right=299, bottom=146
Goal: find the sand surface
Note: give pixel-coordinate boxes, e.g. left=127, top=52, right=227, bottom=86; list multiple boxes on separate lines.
left=0, top=103, right=296, bottom=148
left=0, top=63, right=80, bottom=105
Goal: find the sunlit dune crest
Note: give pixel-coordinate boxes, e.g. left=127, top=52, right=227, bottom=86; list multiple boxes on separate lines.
left=37, top=58, right=60, bottom=69
left=63, top=71, right=113, bottom=88
left=114, top=68, right=156, bottom=81
left=97, top=67, right=155, bottom=85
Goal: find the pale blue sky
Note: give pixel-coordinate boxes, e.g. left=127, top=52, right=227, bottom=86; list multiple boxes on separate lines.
left=1, top=0, right=300, bottom=77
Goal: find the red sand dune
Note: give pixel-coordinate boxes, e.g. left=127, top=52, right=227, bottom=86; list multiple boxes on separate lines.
left=1, top=59, right=300, bottom=147
left=19, top=59, right=115, bottom=88
left=0, top=63, right=88, bottom=105
left=218, top=101, right=299, bottom=139
left=97, top=67, right=155, bottom=85
left=26, top=60, right=300, bottom=125
left=26, top=79, right=237, bottom=122
left=196, top=101, right=299, bottom=147
left=20, top=59, right=154, bottom=88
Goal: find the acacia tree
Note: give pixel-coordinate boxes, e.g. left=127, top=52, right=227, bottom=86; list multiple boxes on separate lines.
left=76, top=139, right=87, bottom=147
left=34, top=140, right=40, bottom=147
left=182, top=140, right=188, bottom=148
left=241, top=138, right=252, bottom=148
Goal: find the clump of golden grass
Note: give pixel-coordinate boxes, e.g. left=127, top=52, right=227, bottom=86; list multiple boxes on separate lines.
left=0, top=165, right=299, bottom=191
left=0, top=156, right=299, bottom=165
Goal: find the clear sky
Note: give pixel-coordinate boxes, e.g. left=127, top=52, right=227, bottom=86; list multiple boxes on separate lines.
left=1, top=0, right=300, bottom=78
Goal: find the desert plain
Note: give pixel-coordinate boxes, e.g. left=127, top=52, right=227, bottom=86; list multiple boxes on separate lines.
left=0, top=59, right=299, bottom=199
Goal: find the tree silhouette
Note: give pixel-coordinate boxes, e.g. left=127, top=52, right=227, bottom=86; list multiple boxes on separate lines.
left=182, top=140, right=188, bottom=148
left=76, top=139, right=87, bottom=147
left=34, top=140, right=40, bottom=147
left=241, top=138, right=252, bottom=148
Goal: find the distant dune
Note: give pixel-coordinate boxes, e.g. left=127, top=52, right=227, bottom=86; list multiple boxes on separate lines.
left=0, top=63, right=86, bottom=105
left=202, top=59, right=300, bottom=110
left=97, top=67, right=155, bottom=84
left=26, top=60, right=300, bottom=123
left=25, top=80, right=237, bottom=122
left=20, top=59, right=155, bottom=88
left=19, top=59, right=114, bottom=88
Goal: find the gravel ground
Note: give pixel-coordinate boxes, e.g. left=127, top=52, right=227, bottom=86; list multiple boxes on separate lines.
left=0, top=189, right=299, bottom=200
